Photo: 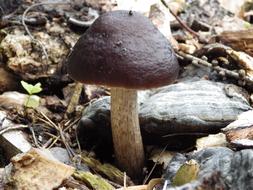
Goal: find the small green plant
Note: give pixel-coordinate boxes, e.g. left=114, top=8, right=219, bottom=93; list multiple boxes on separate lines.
left=21, top=80, right=42, bottom=108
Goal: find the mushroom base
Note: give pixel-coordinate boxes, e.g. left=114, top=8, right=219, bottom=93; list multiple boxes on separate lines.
left=111, top=87, right=145, bottom=178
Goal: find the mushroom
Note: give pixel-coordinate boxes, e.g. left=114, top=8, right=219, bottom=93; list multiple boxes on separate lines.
left=67, top=10, right=179, bottom=178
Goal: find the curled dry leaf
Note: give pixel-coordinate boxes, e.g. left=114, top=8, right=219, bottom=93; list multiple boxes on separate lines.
left=149, top=148, right=175, bottom=169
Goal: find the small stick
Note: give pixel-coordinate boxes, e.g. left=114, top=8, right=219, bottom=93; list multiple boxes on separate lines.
left=143, top=145, right=168, bottom=185
left=29, top=125, right=41, bottom=148
left=68, top=16, right=98, bottom=28
left=42, top=138, right=53, bottom=148
left=65, top=82, right=83, bottom=118
left=124, top=172, right=127, bottom=188
left=57, top=124, right=75, bottom=157
left=75, top=128, right=82, bottom=154
left=160, top=0, right=199, bottom=38
left=36, top=110, right=73, bottom=155
left=37, top=117, right=54, bottom=129
left=177, top=51, right=253, bottom=85
left=163, top=132, right=210, bottom=137
left=162, top=180, right=168, bottom=190
left=0, top=125, right=28, bottom=135
left=37, top=110, right=58, bottom=129
left=48, top=136, right=60, bottom=149
left=36, top=109, right=80, bottom=155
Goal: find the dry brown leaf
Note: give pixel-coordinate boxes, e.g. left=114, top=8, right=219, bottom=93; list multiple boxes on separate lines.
left=4, top=148, right=75, bottom=190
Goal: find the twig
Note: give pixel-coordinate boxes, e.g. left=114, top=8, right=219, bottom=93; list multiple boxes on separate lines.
left=36, top=110, right=72, bottom=154
left=75, top=127, right=81, bottom=154
left=68, top=17, right=93, bottom=27
left=44, top=132, right=61, bottom=140
left=37, top=117, right=55, bottom=129
left=37, top=110, right=58, bottom=129
left=29, top=125, right=41, bottom=148
left=48, top=136, right=60, bottom=149
left=160, top=0, right=199, bottom=38
left=162, top=180, right=168, bottom=190
left=163, top=132, right=209, bottom=137
left=177, top=51, right=253, bottom=85
left=143, top=145, right=168, bottom=185
left=124, top=172, right=126, bottom=188
left=64, top=119, right=72, bottom=127
left=65, top=82, right=83, bottom=118
left=64, top=118, right=79, bottom=128
left=44, top=118, right=79, bottom=148
left=42, top=138, right=53, bottom=148
left=57, top=124, right=76, bottom=157
left=36, top=110, right=80, bottom=156
left=0, top=125, right=28, bottom=135
left=21, top=1, right=69, bottom=61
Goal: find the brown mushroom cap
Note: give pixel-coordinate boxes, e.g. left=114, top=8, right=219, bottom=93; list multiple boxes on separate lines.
left=67, top=10, right=179, bottom=89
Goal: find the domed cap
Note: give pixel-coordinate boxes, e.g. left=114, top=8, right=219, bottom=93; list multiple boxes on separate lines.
left=67, top=10, right=179, bottom=89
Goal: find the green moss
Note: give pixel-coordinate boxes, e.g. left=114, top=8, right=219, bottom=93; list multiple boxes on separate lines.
left=81, top=156, right=133, bottom=186
left=74, top=171, right=115, bottom=190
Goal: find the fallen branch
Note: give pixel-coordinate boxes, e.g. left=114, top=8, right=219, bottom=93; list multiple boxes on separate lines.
left=177, top=51, right=253, bottom=85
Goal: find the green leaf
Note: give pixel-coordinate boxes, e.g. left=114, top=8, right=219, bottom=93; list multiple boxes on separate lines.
left=31, top=82, right=42, bottom=94
left=21, top=81, right=42, bottom=95
left=172, top=159, right=199, bottom=186
left=25, top=95, right=40, bottom=108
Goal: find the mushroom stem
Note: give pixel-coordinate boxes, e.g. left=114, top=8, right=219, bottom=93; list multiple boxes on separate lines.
left=111, top=87, right=145, bottom=178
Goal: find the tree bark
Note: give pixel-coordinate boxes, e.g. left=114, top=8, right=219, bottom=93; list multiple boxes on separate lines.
left=111, top=87, right=145, bottom=178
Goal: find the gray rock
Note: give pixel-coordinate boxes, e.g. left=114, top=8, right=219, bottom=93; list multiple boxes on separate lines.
left=50, top=147, right=71, bottom=165
left=190, top=147, right=233, bottom=181
left=163, top=147, right=253, bottom=190
left=50, top=147, right=89, bottom=172
left=229, top=149, right=253, bottom=190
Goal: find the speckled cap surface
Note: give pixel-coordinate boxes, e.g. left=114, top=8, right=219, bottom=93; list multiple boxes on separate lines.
left=67, top=10, right=179, bottom=89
